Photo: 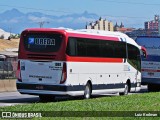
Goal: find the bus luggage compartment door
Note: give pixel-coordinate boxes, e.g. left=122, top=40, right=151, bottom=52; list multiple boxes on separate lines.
left=20, top=60, right=63, bottom=84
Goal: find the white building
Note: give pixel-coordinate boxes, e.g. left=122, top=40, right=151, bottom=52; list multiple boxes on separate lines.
left=86, top=17, right=114, bottom=31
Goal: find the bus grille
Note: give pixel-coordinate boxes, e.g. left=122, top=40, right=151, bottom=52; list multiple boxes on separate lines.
left=27, top=54, right=56, bottom=60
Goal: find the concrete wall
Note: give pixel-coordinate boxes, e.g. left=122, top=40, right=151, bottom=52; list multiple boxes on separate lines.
left=0, top=79, right=17, bottom=92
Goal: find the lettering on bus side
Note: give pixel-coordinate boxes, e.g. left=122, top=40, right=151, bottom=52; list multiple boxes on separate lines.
left=55, top=63, right=61, bottom=66
left=48, top=63, right=62, bottom=70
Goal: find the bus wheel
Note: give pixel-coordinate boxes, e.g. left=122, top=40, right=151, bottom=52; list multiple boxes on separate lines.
left=119, top=83, right=129, bottom=95
left=84, top=82, right=91, bottom=99
left=39, top=95, right=55, bottom=102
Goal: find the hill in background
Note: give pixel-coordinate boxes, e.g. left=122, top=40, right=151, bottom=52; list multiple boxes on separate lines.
left=0, top=39, right=19, bottom=52
left=0, top=8, right=99, bottom=33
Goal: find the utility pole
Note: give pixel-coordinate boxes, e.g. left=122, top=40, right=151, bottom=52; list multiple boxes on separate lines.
left=38, top=21, right=49, bottom=28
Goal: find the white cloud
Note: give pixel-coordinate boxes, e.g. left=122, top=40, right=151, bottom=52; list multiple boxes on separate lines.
left=9, top=19, right=19, bottom=23
left=74, top=17, right=96, bottom=23
left=55, top=17, right=74, bottom=23
left=102, top=15, right=145, bottom=28
left=52, top=17, right=95, bottom=24
left=2, top=19, right=19, bottom=23
left=28, top=16, right=51, bottom=23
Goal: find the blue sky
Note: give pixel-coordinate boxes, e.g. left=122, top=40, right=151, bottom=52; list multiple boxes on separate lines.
left=1, top=0, right=160, bottom=28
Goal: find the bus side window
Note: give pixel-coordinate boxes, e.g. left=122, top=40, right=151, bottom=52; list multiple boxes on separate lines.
left=127, top=43, right=141, bottom=71
left=66, top=38, right=77, bottom=56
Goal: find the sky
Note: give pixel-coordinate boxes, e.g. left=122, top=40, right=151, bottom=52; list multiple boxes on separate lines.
left=1, top=0, right=160, bottom=28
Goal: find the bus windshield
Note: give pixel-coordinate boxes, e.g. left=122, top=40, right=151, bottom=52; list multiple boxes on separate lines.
left=23, top=33, right=63, bottom=53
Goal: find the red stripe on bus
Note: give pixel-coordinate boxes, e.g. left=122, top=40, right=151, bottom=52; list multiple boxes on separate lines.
left=68, top=33, right=119, bottom=41
left=142, top=69, right=160, bottom=72
left=66, top=56, right=123, bottom=63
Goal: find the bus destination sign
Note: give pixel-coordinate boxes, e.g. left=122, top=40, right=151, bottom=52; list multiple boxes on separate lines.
left=28, top=38, right=55, bottom=46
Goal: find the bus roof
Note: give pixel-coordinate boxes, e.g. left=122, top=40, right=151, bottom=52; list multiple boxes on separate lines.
left=68, top=29, right=140, bottom=48
left=23, top=28, right=141, bottom=49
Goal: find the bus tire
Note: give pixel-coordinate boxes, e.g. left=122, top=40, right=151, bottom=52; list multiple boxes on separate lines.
left=84, top=82, right=92, bottom=99
left=119, top=83, right=129, bottom=95
left=39, top=95, right=55, bottom=102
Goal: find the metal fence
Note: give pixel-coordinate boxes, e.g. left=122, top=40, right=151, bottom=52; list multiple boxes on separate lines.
left=0, top=61, right=17, bottom=79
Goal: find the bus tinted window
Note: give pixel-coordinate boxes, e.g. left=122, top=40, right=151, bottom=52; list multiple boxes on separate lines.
left=114, top=42, right=126, bottom=58
left=66, top=38, right=77, bottom=56
left=86, top=39, right=100, bottom=57
left=127, top=43, right=141, bottom=71
left=77, top=39, right=87, bottom=56
left=66, top=37, right=126, bottom=58
left=24, top=33, right=63, bottom=52
left=100, top=40, right=114, bottom=57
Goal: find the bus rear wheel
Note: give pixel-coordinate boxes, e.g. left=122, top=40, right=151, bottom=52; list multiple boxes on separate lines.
left=39, top=95, right=55, bottom=102
left=84, top=83, right=92, bottom=99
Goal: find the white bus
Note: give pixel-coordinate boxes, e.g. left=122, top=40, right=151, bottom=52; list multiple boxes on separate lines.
left=16, top=28, right=145, bottom=101
left=136, top=36, right=160, bottom=91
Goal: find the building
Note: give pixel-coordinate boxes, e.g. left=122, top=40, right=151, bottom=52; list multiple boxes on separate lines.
left=126, top=15, right=160, bottom=38
left=144, top=15, right=159, bottom=36
left=145, top=15, right=159, bottom=31
left=86, top=17, right=114, bottom=31
left=114, top=22, right=135, bottom=33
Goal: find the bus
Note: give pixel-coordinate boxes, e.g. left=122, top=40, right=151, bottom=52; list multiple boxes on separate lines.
left=16, top=28, right=145, bottom=101
left=136, top=36, right=160, bottom=91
